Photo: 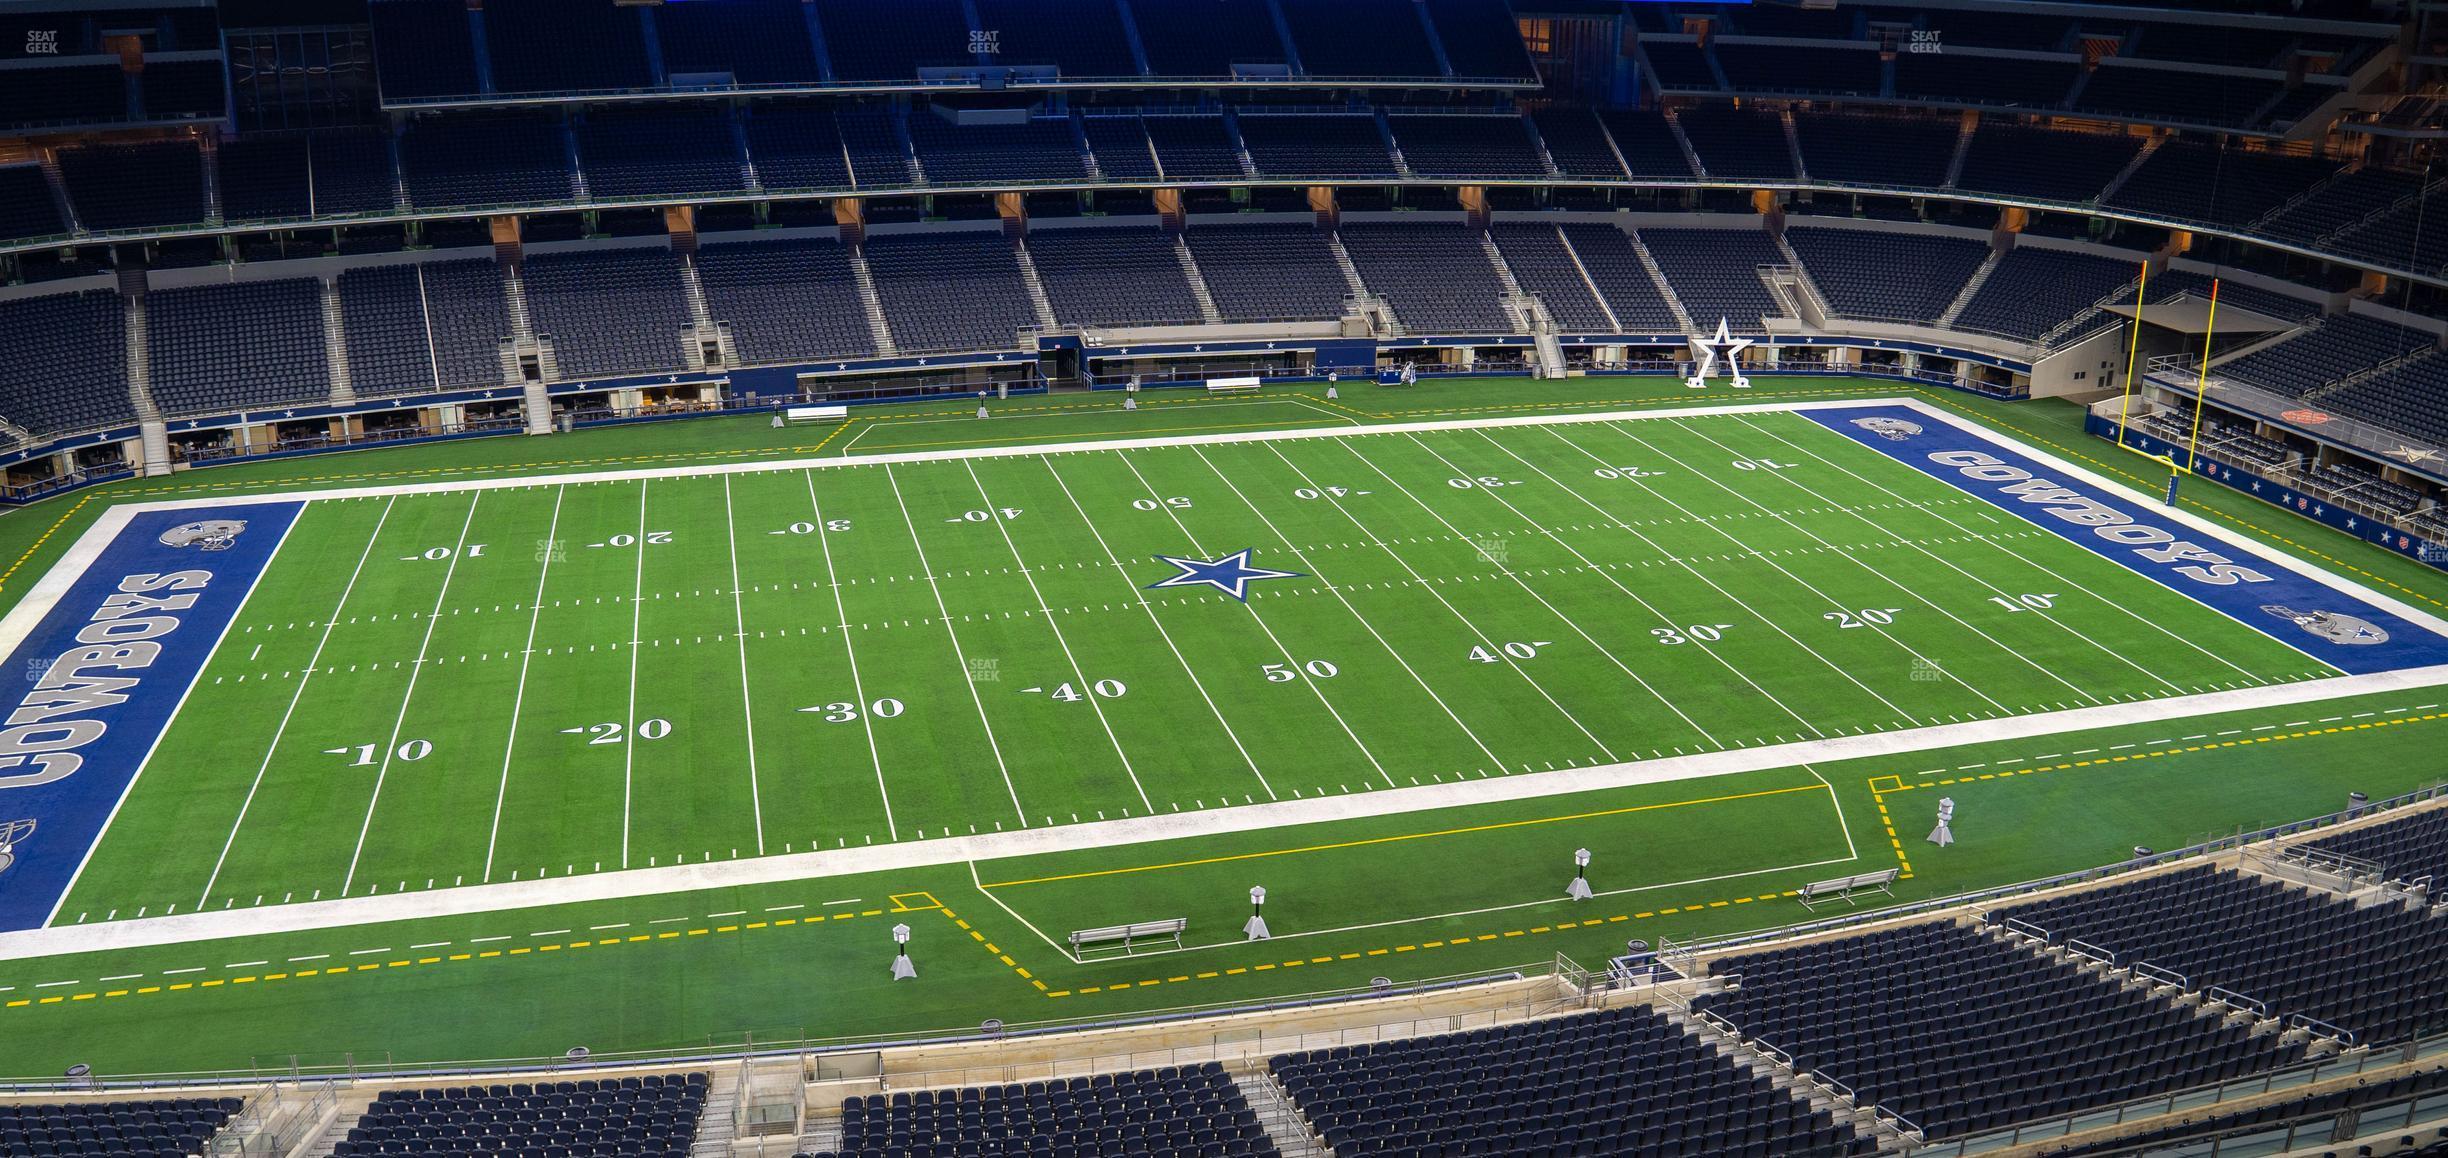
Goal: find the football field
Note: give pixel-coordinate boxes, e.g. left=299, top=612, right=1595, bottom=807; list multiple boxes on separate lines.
left=23, top=395, right=2430, bottom=937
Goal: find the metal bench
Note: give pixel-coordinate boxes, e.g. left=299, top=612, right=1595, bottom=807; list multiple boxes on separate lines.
left=1068, top=918, right=1187, bottom=959
left=1204, top=376, right=1263, bottom=393
left=1796, top=868, right=1899, bottom=909
left=783, top=405, right=849, bottom=423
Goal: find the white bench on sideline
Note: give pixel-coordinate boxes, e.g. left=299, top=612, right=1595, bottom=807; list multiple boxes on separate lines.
left=1205, top=377, right=1264, bottom=394
left=1796, top=868, right=1899, bottom=909
left=783, top=405, right=849, bottom=423
left=1069, top=918, right=1187, bottom=959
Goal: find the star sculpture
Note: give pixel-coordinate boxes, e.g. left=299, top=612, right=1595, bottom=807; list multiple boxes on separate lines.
left=1146, top=548, right=1302, bottom=602
left=1686, top=318, right=1755, bottom=390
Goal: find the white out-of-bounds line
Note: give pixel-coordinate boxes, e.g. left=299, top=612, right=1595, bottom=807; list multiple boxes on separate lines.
left=967, top=860, right=1083, bottom=966
left=8, top=662, right=2447, bottom=964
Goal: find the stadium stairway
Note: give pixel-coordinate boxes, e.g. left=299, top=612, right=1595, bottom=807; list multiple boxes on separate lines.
left=1629, top=231, right=1697, bottom=332
left=1173, top=234, right=1226, bottom=325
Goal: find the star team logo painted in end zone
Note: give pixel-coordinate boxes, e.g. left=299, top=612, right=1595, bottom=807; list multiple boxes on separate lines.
left=1146, top=548, right=1302, bottom=602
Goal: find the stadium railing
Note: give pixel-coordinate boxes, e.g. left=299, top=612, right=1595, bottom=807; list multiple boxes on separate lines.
left=2143, top=357, right=2448, bottom=479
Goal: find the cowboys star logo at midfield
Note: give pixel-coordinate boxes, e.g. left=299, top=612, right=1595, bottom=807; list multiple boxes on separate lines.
left=1852, top=416, right=1925, bottom=441
left=1146, top=548, right=1303, bottom=602
left=2261, top=605, right=2390, bottom=646
left=157, top=519, right=248, bottom=550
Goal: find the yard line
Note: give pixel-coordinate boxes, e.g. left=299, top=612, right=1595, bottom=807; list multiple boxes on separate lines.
left=721, top=476, right=768, bottom=855
left=1731, top=414, right=2272, bottom=685
left=1621, top=421, right=2098, bottom=707
left=1395, top=431, right=1811, bottom=738
left=342, top=492, right=484, bottom=896
left=1257, top=441, right=1619, bottom=762
left=1345, top=435, right=1719, bottom=744
left=1477, top=429, right=1916, bottom=725
left=1539, top=425, right=1998, bottom=712
left=198, top=497, right=397, bottom=909
left=482, top=485, right=564, bottom=884
left=883, top=462, right=1027, bottom=825
left=806, top=470, right=898, bottom=839
left=1191, top=446, right=1508, bottom=770
left=960, top=459, right=1154, bottom=812
left=1109, top=451, right=1393, bottom=788
left=1041, top=456, right=1278, bottom=798
left=620, top=481, right=649, bottom=869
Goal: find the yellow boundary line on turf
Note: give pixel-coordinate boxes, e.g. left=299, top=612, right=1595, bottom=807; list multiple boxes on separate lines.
left=977, top=783, right=1825, bottom=889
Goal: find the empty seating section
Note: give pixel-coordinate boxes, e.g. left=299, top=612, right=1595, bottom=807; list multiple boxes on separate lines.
left=1491, top=223, right=1611, bottom=332
left=1786, top=228, right=1989, bottom=323
left=1081, top=118, right=1158, bottom=181
left=400, top=113, right=573, bottom=208
left=2300, top=807, right=2448, bottom=886
left=1237, top=116, right=1395, bottom=179
left=2219, top=313, right=2434, bottom=398
left=970, top=0, right=1140, bottom=78
left=697, top=238, right=874, bottom=364
left=576, top=107, right=745, bottom=199
left=1338, top=223, right=1512, bottom=334
left=906, top=114, right=1086, bottom=185
left=522, top=249, right=692, bottom=379
left=1597, top=110, right=1696, bottom=178
left=307, top=131, right=405, bottom=216
left=2322, top=354, right=2448, bottom=446
left=1637, top=228, right=1785, bottom=331
left=142, top=59, right=228, bottom=119
left=1027, top=228, right=1202, bottom=326
left=0, top=1096, right=240, bottom=1158
left=1954, top=125, right=2137, bottom=205
left=1992, top=866, right=2448, bottom=1046
left=1892, top=53, right=2076, bottom=109
left=653, top=0, right=821, bottom=86
left=1423, top=0, right=1540, bottom=81
left=1272, top=1006, right=1855, bottom=1157
left=2305, top=459, right=2424, bottom=515
left=1184, top=224, right=1349, bottom=322
left=1145, top=117, right=1245, bottom=181
left=1791, top=113, right=1958, bottom=190
left=819, top=1063, right=1272, bottom=1158
left=742, top=104, right=855, bottom=191
left=1699, top=923, right=2295, bottom=1140
left=1952, top=247, right=2138, bottom=342
left=836, top=108, right=913, bottom=188
left=1713, top=43, right=1882, bottom=97
left=861, top=232, right=1036, bottom=353
left=146, top=280, right=331, bottom=415
left=339, top=266, right=440, bottom=397
left=1129, top=0, right=1287, bottom=79
left=1279, top=0, right=1439, bottom=79
left=1642, top=41, right=1720, bottom=90
left=2329, top=190, right=2448, bottom=277
left=812, top=0, right=974, bottom=82
left=2259, top=168, right=2425, bottom=246
left=0, top=166, right=68, bottom=242
left=335, top=1072, right=706, bottom=1158
left=1557, top=224, right=1682, bottom=331
left=0, top=64, right=127, bottom=131
left=218, top=136, right=314, bottom=221
left=486, top=0, right=653, bottom=94
left=368, top=0, right=480, bottom=100
left=58, top=142, right=203, bottom=231
left=1677, top=106, right=1794, bottom=182
left=2106, top=142, right=2337, bottom=228
left=0, top=293, right=132, bottom=436
left=420, top=260, right=513, bottom=389
left=1531, top=110, right=1627, bottom=179
left=2144, top=270, right=2319, bottom=324
left=1390, top=116, right=1546, bottom=178
left=2077, top=65, right=2281, bottom=128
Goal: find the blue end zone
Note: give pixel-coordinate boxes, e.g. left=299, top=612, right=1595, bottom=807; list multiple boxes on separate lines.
left=0, top=503, right=300, bottom=931
left=1801, top=405, right=2448, bottom=677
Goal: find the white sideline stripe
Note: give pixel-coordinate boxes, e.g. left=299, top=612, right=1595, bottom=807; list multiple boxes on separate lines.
left=721, top=477, right=768, bottom=856
left=5, top=662, right=2446, bottom=962
left=482, top=486, right=565, bottom=883
left=806, top=470, right=897, bottom=839
left=2, top=397, right=2445, bottom=960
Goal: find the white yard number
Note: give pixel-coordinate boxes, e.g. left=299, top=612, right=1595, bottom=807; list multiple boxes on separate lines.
left=1988, top=593, right=2060, bottom=612
left=602, top=531, right=674, bottom=547
left=955, top=508, right=1024, bottom=522
left=1469, top=641, right=1548, bottom=662
left=1293, top=486, right=1363, bottom=500
left=1652, top=624, right=1731, bottom=645
left=1045, top=680, right=1127, bottom=701
left=1131, top=497, right=1193, bottom=511
left=802, top=698, right=904, bottom=722
left=1590, top=467, right=1657, bottom=480
left=1824, top=608, right=1901, bottom=629
left=1730, top=459, right=1798, bottom=472
left=575, top=719, right=670, bottom=745
left=1447, top=476, right=1514, bottom=489
left=415, top=544, right=486, bottom=560
left=781, top=520, right=852, bottom=534
left=329, top=740, right=430, bottom=766
left=1262, top=659, right=1339, bottom=682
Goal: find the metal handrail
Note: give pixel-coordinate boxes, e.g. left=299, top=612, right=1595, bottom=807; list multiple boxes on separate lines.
left=2065, top=938, right=2119, bottom=967
left=2000, top=918, right=2053, bottom=944
left=2206, top=987, right=2269, bottom=1017
left=2131, top=961, right=2190, bottom=991
left=2289, top=1014, right=2360, bottom=1047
